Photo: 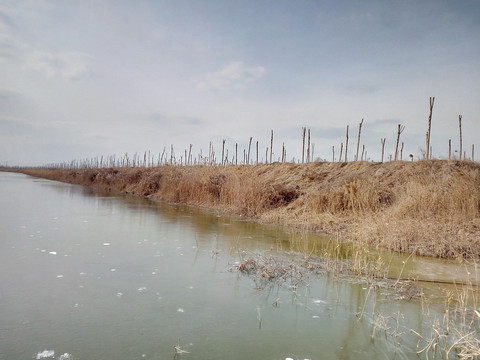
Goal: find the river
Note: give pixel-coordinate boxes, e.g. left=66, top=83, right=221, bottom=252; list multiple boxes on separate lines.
left=0, top=172, right=478, bottom=359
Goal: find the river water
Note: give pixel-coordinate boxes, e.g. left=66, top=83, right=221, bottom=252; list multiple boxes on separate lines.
left=0, top=172, right=477, bottom=360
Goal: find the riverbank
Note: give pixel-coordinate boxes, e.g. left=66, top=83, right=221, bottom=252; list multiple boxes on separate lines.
left=16, top=160, right=480, bottom=259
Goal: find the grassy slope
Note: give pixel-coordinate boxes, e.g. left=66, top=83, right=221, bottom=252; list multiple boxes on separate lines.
left=21, top=160, right=480, bottom=259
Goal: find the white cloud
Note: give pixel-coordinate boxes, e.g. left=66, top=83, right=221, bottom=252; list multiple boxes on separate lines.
left=197, top=61, right=266, bottom=90
left=24, top=50, right=91, bottom=80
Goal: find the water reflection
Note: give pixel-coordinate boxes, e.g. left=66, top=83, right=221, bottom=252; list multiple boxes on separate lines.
left=0, top=172, right=478, bottom=360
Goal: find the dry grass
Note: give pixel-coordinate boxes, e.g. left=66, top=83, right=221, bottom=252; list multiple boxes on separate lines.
left=21, top=159, right=480, bottom=259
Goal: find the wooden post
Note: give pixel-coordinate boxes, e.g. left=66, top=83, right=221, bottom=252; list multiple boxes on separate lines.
left=355, top=118, right=364, bottom=161
left=247, top=137, right=252, bottom=165
left=381, top=138, right=386, bottom=163
left=472, top=144, right=475, bottom=161
left=265, top=147, right=268, bottom=164
left=235, top=143, right=238, bottom=165
left=459, top=115, right=463, bottom=160
left=400, top=142, right=404, bottom=160
left=221, top=140, right=225, bottom=166
left=332, top=146, right=335, bottom=162
left=449, top=139, right=451, bottom=160
left=361, top=145, right=365, bottom=161
left=307, top=128, right=311, bottom=162
left=302, top=127, right=306, bottom=163
left=394, top=124, right=405, bottom=161
left=344, top=125, right=349, bottom=162
left=339, top=143, right=343, bottom=162
left=426, top=97, right=435, bottom=160
left=270, top=130, right=273, bottom=164
left=256, top=141, right=259, bottom=164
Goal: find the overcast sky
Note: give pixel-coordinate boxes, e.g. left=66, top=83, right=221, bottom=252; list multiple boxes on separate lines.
left=1, top=0, right=479, bottom=166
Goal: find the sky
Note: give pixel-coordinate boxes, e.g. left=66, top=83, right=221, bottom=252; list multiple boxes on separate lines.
left=1, top=0, right=479, bottom=166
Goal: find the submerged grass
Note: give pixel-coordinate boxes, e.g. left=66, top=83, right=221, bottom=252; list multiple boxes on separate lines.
left=20, top=159, right=480, bottom=259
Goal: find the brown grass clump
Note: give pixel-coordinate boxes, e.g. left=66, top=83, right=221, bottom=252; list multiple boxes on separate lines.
left=21, top=160, right=480, bottom=259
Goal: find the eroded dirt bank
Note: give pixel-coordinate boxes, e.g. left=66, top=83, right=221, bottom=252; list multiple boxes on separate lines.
left=18, top=160, right=480, bottom=259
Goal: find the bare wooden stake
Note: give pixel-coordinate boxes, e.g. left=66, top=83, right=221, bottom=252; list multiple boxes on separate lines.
left=449, top=139, right=452, bottom=160
left=265, top=147, right=268, bottom=164
left=472, top=144, right=475, bottom=161
left=221, top=140, right=225, bottom=166
left=394, top=124, right=405, bottom=161
left=332, top=145, right=335, bottom=162
left=381, top=138, right=386, bottom=163
left=269, top=130, right=274, bottom=164
left=355, top=118, right=364, bottom=161
left=339, top=142, right=343, bottom=162
left=302, top=127, right=306, bottom=163
left=400, top=142, right=404, bottom=160
left=235, top=143, right=238, bottom=165
left=256, top=141, right=259, bottom=164
left=247, top=137, right=252, bottom=165
left=307, top=128, right=311, bottom=162
left=344, top=125, right=349, bottom=162
left=459, top=115, right=463, bottom=160
left=361, top=144, right=365, bottom=161
left=426, top=97, right=435, bottom=160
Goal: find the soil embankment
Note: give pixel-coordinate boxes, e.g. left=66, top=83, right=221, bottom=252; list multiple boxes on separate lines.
left=19, top=160, right=480, bottom=259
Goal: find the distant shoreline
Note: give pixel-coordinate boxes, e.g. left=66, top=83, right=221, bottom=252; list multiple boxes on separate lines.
left=14, top=160, right=480, bottom=260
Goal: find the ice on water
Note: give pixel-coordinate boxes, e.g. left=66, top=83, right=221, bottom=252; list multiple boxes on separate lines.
left=36, top=350, right=72, bottom=359
left=36, top=350, right=54, bottom=359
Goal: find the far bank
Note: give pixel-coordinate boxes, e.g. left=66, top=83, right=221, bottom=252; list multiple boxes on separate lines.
left=17, top=160, right=480, bottom=259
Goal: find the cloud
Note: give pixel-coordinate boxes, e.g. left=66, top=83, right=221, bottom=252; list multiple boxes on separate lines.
left=0, top=3, right=90, bottom=81
left=197, top=61, right=266, bottom=90
left=0, top=87, right=21, bottom=100
left=23, top=50, right=91, bottom=80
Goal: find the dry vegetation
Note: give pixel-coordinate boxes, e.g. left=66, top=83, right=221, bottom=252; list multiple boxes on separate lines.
left=21, top=159, right=480, bottom=259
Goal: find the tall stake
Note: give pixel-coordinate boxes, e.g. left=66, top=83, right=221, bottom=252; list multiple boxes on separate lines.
left=256, top=141, right=259, bottom=164
left=355, top=118, right=364, bottom=161
left=394, top=124, right=405, bottom=161
left=332, top=146, right=335, bottom=162
left=344, top=125, right=349, bottom=162
left=449, top=139, right=451, bottom=160
left=426, top=97, right=435, bottom=159
left=235, top=143, right=238, bottom=165
left=221, top=140, right=225, bottom=166
left=459, top=115, right=463, bottom=160
left=270, top=130, right=273, bottom=164
left=247, top=137, right=252, bottom=165
left=302, top=127, right=306, bottom=163
left=339, top=143, right=343, bottom=162
left=307, top=128, right=311, bottom=162
left=381, top=138, right=386, bottom=163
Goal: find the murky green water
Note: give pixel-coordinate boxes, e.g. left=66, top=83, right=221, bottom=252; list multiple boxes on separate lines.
left=0, top=172, right=478, bottom=360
